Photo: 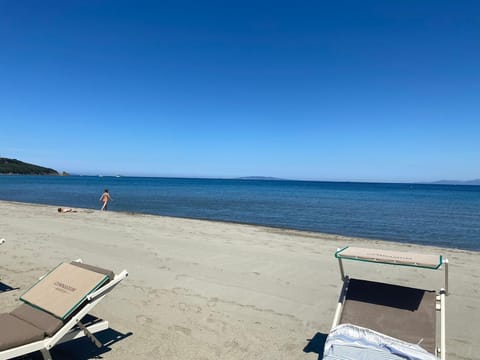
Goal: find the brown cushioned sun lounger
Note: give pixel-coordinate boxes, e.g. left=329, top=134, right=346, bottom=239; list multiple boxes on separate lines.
left=324, top=246, right=448, bottom=360
left=0, top=261, right=127, bottom=360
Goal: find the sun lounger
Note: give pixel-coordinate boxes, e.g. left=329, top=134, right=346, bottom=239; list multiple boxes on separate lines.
left=325, top=246, right=448, bottom=360
left=0, top=260, right=128, bottom=360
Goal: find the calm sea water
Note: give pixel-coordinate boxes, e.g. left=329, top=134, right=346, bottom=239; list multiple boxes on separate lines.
left=1, top=175, right=479, bottom=251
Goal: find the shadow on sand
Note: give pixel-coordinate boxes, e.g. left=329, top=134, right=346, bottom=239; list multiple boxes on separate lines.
left=303, top=332, right=328, bottom=360
left=0, top=281, right=19, bottom=293
left=13, top=328, right=132, bottom=360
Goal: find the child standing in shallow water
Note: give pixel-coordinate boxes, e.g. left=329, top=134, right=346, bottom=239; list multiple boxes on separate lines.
left=100, top=189, right=112, bottom=211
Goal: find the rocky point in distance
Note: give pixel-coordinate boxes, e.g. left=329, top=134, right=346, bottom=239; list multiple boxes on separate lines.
left=0, top=158, right=59, bottom=175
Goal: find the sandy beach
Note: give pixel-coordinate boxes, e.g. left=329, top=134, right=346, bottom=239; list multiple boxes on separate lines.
left=0, top=200, right=479, bottom=360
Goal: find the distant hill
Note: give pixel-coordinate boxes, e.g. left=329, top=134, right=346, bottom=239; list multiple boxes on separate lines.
left=432, top=179, right=480, bottom=186
left=0, top=158, right=58, bottom=175
left=236, top=176, right=285, bottom=181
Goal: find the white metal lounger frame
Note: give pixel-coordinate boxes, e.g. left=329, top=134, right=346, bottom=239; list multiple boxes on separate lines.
left=0, top=265, right=128, bottom=360
left=331, top=246, right=448, bottom=360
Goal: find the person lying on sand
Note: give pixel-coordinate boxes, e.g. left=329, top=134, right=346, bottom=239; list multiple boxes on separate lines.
left=57, top=207, right=77, bottom=213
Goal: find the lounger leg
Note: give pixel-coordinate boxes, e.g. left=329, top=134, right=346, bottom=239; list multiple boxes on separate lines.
left=40, top=348, right=53, bottom=360
left=337, top=256, right=345, bottom=281
left=331, top=277, right=350, bottom=329
left=444, top=259, right=449, bottom=295
left=78, top=321, right=103, bottom=348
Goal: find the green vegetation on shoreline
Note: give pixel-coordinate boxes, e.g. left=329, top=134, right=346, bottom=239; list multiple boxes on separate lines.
left=0, top=158, right=58, bottom=175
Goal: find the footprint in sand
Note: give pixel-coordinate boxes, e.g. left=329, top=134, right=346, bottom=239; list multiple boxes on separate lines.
left=208, top=297, right=218, bottom=307
left=174, top=325, right=192, bottom=336
left=136, top=314, right=153, bottom=325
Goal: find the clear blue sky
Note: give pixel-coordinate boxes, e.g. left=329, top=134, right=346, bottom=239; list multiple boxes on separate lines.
left=1, top=1, right=479, bottom=182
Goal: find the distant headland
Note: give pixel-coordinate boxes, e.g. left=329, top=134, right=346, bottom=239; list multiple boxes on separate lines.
left=0, top=158, right=59, bottom=175
left=432, top=179, right=480, bottom=186
left=235, top=176, right=285, bottom=181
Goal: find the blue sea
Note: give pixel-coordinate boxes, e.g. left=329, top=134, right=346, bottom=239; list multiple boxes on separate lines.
left=0, top=175, right=479, bottom=251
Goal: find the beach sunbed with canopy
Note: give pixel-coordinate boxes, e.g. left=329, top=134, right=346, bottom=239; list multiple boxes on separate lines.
left=324, top=246, right=448, bottom=360
left=0, top=260, right=128, bottom=360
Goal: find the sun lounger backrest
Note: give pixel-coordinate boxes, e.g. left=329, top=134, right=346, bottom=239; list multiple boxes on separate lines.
left=20, top=262, right=109, bottom=320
